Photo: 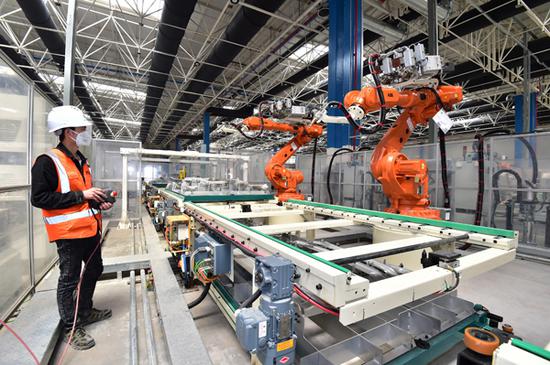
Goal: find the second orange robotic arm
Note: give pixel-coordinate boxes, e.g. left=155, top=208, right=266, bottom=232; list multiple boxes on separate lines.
left=344, top=85, right=463, bottom=218
left=243, top=117, right=323, bottom=201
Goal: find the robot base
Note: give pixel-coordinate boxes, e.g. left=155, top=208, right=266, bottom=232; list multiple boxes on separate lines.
left=277, top=192, right=305, bottom=202
left=385, top=206, right=441, bottom=220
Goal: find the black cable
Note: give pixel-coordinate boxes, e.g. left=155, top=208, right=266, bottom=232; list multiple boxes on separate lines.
left=474, top=134, right=484, bottom=226
left=238, top=289, right=262, bottom=310
left=415, top=87, right=445, bottom=110
left=311, top=137, right=318, bottom=200
left=324, top=55, right=387, bottom=136
left=518, top=136, right=538, bottom=184
left=326, top=101, right=362, bottom=129
left=480, top=130, right=538, bottom=184
left=187, top=282, right=211, bottom=309
left=491, top=169, right=523, bottom=228
left=232, top=101, right=266, bottom=140
left=438, top=129, right=450, bottom=209
left=368, top=54, right=386, bottom=133
left=473, top=129, right=538, bottom=228
left=445, top=268, right=460, bottom=292
left=474, top=129, right=513, bottom=227
left=327, top=147, right=353, bottom=204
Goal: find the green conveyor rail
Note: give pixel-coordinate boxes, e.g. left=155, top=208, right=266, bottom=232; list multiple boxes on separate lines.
left=511, top=338, right=550, bottom=360
left=288, top=200, right=517, bottom=239
left=187, top=202, right=350, bottom=274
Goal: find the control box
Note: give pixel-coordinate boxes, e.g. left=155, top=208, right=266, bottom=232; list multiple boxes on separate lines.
left=194, top=233, right=232, bottom=276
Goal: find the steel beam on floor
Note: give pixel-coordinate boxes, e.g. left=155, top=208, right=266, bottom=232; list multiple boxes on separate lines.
left=142, top=213, right=213, bottom=365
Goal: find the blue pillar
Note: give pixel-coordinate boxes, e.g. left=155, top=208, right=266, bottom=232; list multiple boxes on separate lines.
left=175, top=137, right=182, bottom=151
left=327, top=0, right=362, bottom=148
left=203, top=112, right=210, bottom=153
left=514, top=92, right=537, bottom=133
left=514, top=94, right=523, bottom=135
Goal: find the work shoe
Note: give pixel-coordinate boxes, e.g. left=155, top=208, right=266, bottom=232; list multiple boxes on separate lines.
left=64, top=327, right=95, bottom=350
left=79, top=308, right=113, bottom=327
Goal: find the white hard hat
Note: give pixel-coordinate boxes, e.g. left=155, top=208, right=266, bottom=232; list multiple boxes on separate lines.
left=47, top=105, right=93, bottom=135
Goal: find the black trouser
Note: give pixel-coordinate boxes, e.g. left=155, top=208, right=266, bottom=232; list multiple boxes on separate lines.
left=56, top=233, right=103, bottom=330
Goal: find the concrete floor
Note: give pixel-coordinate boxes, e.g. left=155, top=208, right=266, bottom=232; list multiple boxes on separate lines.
left=49, top=226, right=169, bottom=365
left=457, top=257, right=550, bottom=348
left=183, top=288, right=249, bottom=364
left=102, top=223, right=145, bottom=258
left=49, top=277, right=170, bottom=365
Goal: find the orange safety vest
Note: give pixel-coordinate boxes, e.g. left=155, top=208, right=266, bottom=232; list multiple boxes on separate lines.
left=41, top=149, right=101, bottom=242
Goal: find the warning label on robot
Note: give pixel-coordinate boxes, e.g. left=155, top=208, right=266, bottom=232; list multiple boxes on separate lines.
left=432, top=108, right=453, bottom=134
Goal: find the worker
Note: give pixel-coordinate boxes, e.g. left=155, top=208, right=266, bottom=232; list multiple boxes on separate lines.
left=31, top=105, right=113, bottom=350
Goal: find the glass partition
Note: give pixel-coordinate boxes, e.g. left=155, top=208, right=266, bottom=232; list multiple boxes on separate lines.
left=0, top=58, right=29, bottom=188
left=0, top=189, right=31, bottom=318
left=296, top=132, right=550, bottom=254
left=32, top=92, right=57, bottom=277
left=0, top=53, right=61, bottom=320
left=91, top=139, right=141, bottom=219
left=0, top=56, right=31, bottom=320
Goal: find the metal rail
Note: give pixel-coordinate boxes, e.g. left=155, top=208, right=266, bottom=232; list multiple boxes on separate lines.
left=129, top=270, right=138, bottom=365
left=140, top=269, right=158, bottom=365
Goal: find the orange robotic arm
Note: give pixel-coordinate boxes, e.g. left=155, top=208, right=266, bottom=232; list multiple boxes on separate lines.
left=344, top=85, right=463, bottom=219
left=243, top=116, right=323, bottom=202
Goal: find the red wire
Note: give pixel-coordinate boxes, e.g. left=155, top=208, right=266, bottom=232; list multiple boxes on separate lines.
left=57, top=226, right=103, bottom=365
left=0, top=215, right=103, bottom=365
left=293, top=285, right=339, bottom=317
left=0, top=318, right=40, bottom=365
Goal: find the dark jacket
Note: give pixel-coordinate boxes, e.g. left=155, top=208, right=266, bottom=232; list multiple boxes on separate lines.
left=31, top=143, right=99, bottom=210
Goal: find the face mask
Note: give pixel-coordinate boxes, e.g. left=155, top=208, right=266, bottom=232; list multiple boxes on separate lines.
left=69, top=128, right=92, bottom=147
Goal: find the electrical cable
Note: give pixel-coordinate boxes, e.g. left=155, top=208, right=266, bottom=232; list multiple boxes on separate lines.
left=238, top=289, right=262, bottom=310
left=490, top=169, right=523, bottom=228
left=327, top=147, right=353, bottom=204
left=57, top=211, right=104, bottom=365
left=474, top=133, right=485, bottom=227
left=445, top=267, right=460, bottom=292
left=0, top=318, right=40, bottom=365
left=0, top=194, right=111, bottom=365
left=473, top=129, right=538, bottom=230
left=232, top=101, right=267, bottom=140
left=367, top=53, right=386, bottom=134
left=326, top=146, right=372, bottom=205
left=326, top=101, right=362, bottom=130
left=187, top=283, right=211, bottom=309
left=311, top=137, right=318, bottom=200
left=293, top=285, right=339, bottom=317
left=0, top=200, right=106, bottom=365
left=438, top=129, right=451, bottom=209
left=415, top=86, right=444, bottom=110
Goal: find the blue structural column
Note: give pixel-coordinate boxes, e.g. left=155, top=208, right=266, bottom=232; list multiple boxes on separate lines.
left=327, top=0, right=362, bottom=148
left=514, top=92, right=537, bottom=134
left=202, top=112, right=210, bottom=153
